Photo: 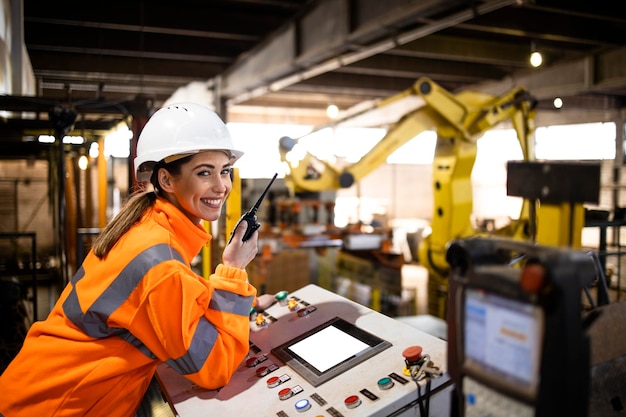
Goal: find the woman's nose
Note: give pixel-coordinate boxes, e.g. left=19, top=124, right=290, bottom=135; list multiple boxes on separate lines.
left=213, top=177, right=229, bottom=192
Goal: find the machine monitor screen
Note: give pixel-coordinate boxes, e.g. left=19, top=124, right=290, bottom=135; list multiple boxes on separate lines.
left=463, top=288, right=543, bottom=398
left=271, top=317, right=392, bottom=387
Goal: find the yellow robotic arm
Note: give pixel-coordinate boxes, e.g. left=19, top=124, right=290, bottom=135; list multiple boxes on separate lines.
left=280, top=78, right=535, bottom=191
left=280, top=77, right=538, bottom=317
left=414, top=79, right=537, bottom=318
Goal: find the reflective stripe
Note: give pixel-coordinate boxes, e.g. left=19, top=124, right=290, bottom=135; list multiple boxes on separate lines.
left=209, top=289, right=255, bottom=316
left=62, top=243, right=251, bottom=372
left=167, top=292, right=254, bottom=374
left=118, top=330, right=158, bottom=359
left=63, top=244, right=184, bottom=339
left=166, top=317, right=218, bottom=374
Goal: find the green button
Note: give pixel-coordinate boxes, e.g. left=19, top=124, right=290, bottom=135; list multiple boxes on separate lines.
left=377, top=377, right=394, bottom=390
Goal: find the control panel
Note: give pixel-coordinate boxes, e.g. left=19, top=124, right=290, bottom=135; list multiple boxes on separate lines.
left=157, top=284, right=451, bottom=417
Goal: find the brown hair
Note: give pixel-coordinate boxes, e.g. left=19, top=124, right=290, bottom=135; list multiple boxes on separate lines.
left=92, top=157, right=188, bottom=258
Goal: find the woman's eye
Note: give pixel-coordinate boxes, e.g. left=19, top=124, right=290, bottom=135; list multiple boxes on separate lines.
left=221, top=168, right=232, bottom=176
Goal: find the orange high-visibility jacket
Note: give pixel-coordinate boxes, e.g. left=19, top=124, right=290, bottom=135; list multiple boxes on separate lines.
left=0, top=198, right=257, bottom=417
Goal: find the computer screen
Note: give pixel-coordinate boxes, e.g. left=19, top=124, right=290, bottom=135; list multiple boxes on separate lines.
left=463, top=288, right=543, bottom=398
left=271, top=317, right=392, bottom=387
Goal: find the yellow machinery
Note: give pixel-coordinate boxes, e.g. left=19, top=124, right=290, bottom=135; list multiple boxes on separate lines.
left=280, top=77, right=586, bottom=318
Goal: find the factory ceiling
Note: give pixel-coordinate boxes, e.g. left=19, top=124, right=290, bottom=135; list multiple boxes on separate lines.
left=2, top=0, right=626, bottom=156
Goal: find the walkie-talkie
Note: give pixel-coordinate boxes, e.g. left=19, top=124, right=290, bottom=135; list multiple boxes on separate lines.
left=228, top=173, right=278, bottom=244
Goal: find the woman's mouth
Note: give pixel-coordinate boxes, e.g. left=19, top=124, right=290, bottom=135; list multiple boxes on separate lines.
left=201, top=198, right=222, bottom=207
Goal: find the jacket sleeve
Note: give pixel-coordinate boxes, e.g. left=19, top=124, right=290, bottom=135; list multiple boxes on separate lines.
left=132, top=261, right=257, bottom=390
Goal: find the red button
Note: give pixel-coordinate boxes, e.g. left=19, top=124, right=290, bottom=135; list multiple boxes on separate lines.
left=521, top=263, right=545, bottom=294
left=267, top=376, right=280, bottom=388
left=344, top=395, right=361, bottom=409
left=256, top=366, right=269, bottom=377
left=402, top=345, right=423, bottom=363
left=278, top=387, right=293, bottom=400
left=246, top=357, right=259, bottom=367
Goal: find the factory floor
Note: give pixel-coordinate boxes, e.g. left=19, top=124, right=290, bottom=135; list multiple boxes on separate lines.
left=396, top=263, right=448, bottom=340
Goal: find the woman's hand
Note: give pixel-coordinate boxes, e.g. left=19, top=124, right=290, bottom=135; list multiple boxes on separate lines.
left=222, top=221, right=259, bottom=270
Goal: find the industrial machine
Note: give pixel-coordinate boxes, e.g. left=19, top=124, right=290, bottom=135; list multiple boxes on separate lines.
left=156, top=284, right=452, bottom=416
left=279, top=77, right=539, bottom=318
left=445, top=236, right=597, bottom=417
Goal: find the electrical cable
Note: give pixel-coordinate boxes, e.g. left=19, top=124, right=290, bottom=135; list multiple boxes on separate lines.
left=410, top=354, right=434, bottom=417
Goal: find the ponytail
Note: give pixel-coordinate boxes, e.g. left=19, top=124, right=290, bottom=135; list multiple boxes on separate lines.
left=92, top=191, right=157, bottom=258
left=92, top=158, right=187, bottom=258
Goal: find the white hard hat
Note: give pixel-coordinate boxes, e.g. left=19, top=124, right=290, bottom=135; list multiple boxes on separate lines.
left=134, top=102, right=244, bottom=182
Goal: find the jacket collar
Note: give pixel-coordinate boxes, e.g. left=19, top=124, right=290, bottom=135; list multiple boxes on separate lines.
left=152, top=198, right=212, bottom=262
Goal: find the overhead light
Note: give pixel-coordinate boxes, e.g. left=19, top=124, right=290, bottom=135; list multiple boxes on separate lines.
left=529, top=41, right=543, bottom=68
left=326, top=104, right=339, bottom=119
left=78, top=155, right=89, bottom=171
left=530, top=51, right=543, bottom=67
left=89, top=142, right=100, bottom=158
left=38, top=135, right=55, bottom=143
left=63, top=136, right=85, bottom=145
left=37, top=135, right=85, bottom=144
left=553, top=97, right=563, bottom=109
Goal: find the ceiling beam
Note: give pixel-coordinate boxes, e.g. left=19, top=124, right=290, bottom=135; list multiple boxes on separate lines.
left=221, top=0, right=518, bottom=105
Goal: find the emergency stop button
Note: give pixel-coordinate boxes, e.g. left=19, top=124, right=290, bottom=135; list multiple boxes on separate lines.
left=402, top=345, right=423, bottom=363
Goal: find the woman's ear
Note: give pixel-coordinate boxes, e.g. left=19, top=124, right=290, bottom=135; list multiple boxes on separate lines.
left=157, top=168, right=174, bottom=192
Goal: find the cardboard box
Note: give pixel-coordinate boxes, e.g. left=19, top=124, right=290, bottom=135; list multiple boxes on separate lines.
left=246, top=249, right=311, bottom=295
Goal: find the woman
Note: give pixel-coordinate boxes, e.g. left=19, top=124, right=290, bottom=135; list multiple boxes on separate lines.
left=0, top=103, right=259, bottom=416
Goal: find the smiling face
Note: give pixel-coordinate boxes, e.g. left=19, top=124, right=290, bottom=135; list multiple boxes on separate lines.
left=157, top=151, right=233, bottom=223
